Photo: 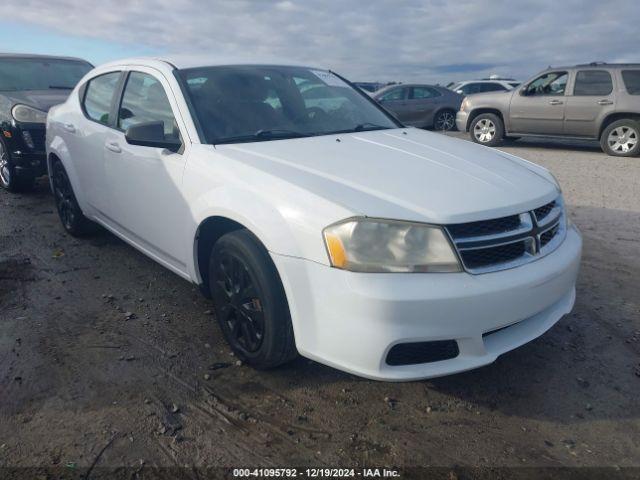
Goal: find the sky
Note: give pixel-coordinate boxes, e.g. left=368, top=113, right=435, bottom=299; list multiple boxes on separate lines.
left=1, top=0, right=638, bottom=85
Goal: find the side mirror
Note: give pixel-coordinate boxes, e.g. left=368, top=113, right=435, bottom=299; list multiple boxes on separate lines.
left=125, top=121, right=181, bottom=152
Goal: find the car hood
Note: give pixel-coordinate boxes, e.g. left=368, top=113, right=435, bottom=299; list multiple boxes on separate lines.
left=215, top=128, right=559, bottom=224
left=2, top=89, right=71, bottom=112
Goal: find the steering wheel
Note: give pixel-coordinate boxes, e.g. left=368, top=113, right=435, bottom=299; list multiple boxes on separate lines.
left=306, top=107, right=329, bottom=123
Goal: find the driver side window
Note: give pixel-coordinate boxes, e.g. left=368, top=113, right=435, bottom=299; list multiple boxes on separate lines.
left=525, top=71, right=568, bottom=96
left=118, top=72, right=179, bottom=140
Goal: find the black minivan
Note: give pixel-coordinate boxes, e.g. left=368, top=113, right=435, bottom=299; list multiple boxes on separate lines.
left=0, top=53, right=93, bottom=192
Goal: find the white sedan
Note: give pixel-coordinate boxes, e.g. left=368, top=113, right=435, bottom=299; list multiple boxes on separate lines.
left=46, top=57, right=582, bottom=381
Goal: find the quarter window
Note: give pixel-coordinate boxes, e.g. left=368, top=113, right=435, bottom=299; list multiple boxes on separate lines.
left=118, top=72, right=179, bottom=139
left=622, top=70, right=640, bottom=95
left=573, top=70, right=613, bottom=96
left=524, top=72, right=568, bottom=96
left=83, top=72, right=121, bottom=125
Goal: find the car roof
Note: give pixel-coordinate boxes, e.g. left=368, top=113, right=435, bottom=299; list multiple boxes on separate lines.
left=544, top=63, right=640, bottom=71
left=98, top=55, right=320, bottom=71
left=0, top=52, right=91, bottom=63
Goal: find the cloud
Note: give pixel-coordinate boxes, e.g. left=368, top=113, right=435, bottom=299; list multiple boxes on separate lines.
left=4, top=0, right=639, bottom=84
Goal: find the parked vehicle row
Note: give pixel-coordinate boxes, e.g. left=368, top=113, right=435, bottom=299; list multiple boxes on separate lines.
left=457, top=63, right=640, bottom=157
left=40, top=56, right=582, bottom=380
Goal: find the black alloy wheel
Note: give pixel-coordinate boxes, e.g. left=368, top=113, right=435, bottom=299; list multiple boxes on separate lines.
left=214, top=251, right=265, bottom=354
left=209, top=230, right=297, bottom=369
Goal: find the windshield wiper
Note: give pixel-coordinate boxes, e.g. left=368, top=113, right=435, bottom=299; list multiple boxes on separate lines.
left=215, top=129, right=312, bottom=145
left=48, top=85, right=73, bottom=89
left=325, top=123, right=393, bottom=135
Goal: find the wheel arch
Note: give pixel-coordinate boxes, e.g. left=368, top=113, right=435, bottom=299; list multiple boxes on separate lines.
left=598, top=112, right=640, bottom=139
left=467, top=108, right=505, bottom=131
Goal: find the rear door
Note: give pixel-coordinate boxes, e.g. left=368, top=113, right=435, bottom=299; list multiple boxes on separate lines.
left=564, top=69, right=615, bottom=137
left=405, top=86, right=442, bottom=126
left=376, top=87, right=410, bottom=122
left=76, top=71, right=123, bottom=214
left=509, top=71, right=569, bottom=134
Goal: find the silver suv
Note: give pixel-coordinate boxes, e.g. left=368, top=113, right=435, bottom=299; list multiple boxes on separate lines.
left=456, top=63, right=640, bottom=156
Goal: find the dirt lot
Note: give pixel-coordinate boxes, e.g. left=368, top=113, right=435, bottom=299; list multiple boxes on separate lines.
left=1, top=133, right=639, bottom=477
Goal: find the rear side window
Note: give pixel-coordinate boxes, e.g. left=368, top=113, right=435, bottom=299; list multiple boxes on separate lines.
left=622, top=70, right=640, bottom=95
left=479, top=83, right=507, bottom=92
left=83, top=72, right=121, bottom=125
left=118, top=72, right=178, bottom=139
left=411, top=86, right=441, bottom=99
left=573, top=70, right=613, bottom=95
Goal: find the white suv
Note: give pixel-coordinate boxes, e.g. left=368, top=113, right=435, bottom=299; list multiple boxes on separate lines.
left=450, top=79, right=520, bottom=96
left=46, top=57, right=582, bottom=381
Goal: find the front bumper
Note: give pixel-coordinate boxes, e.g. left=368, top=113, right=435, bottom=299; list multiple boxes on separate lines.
left=456, top=110, right=470, bottom=132
left=272, top=225, right=582, bottom=381
left=3, top=123, right=47, bottom=177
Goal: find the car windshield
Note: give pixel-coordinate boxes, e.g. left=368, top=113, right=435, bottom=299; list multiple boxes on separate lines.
left=177, top=65, right=400, bottom=144
left=0, top=58, right=93, bottom=92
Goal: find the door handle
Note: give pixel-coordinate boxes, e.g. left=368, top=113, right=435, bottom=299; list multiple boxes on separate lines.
left=105, top=141, right=121, bottom=153
left=597, top=99, right=613, bottom=105
left=63, top=123, right=75, bottom=133
left=548, top=99, right=564, bottom=105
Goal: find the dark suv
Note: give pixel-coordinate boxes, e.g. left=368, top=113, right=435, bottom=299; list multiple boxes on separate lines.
left=0, top=53, right=93, bottom=191
left=456, top=63, right=640, bottom=156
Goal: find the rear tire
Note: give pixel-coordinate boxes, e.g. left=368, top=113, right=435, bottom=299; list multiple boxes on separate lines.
left=209, top=229, right=297, bottom=369
left=50, top=159, right=96, bottom=236
left=433, top=109, right=456, bottom=131
left=470, top=113, right=504, bottom=147
left=600, top=119, right=640, bottom=157
left=0, top=138, right=35, bottom=192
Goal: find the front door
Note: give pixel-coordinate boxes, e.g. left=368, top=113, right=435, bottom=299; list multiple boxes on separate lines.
left=564, top=70, right=616, bottom=137
left=509, top=71, right=569, bottom=134
left=102, top=69, right=190, bottom=274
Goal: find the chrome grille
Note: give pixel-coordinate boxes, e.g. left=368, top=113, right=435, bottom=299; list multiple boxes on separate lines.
left=445, top=197, right=566, bottom=274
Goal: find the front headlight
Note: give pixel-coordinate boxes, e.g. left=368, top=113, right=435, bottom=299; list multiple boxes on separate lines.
left=460, top=99, right=469, bottom=112
left=323, top=218, right=461, bottom=273
left=12, top=104, right=47, bottom=124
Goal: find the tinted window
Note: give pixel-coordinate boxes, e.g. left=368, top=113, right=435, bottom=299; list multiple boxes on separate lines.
left=460, top=83, right=481, bottom=94
left=380, top=87, right=405, bottom=101
left=479, top=83, right=507, bottom=92
left=83, top=72, right=121, bottom=125
left=0, top=58, right=92, bottom=91
left=525, top=72, right=568, bottom=96
left=178, top=65, right=398, bottom=144
left=622, top=70, right=640, bottom=95
left=411, top=86, right=440, bottom=99
left=574, top=70, right=613, bottom=95
left=118, top=72, right=178, bottom=139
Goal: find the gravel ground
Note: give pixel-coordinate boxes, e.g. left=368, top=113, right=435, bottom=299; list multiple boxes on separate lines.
left=1, top=133, right=639, bottom=477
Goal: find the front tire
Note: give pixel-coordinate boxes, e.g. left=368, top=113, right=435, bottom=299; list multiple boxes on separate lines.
left=0, top=138, right=35, bottom=192
left=209, top=229, right=297, bottom=369
left=600, top=119, right=640, bottom=157
left=470, top=113, right=504, bottom=147
left=50, top=160, right=95, bottom=236
left=433, top=109, right=456, bottom=131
